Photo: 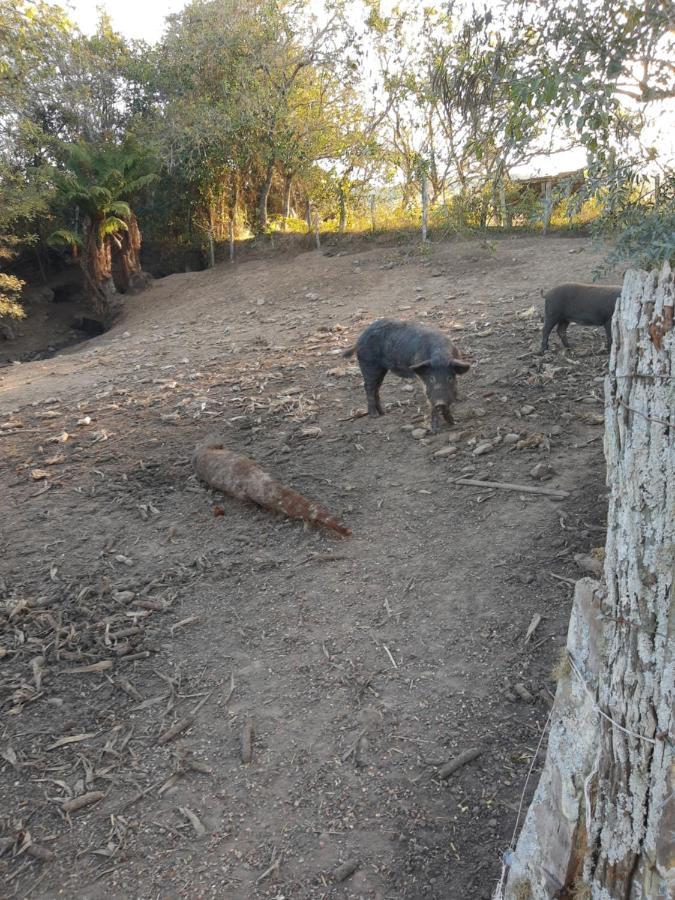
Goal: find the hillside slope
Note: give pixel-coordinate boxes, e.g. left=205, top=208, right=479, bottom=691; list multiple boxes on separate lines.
left=1, top=236, right=613, bottom=899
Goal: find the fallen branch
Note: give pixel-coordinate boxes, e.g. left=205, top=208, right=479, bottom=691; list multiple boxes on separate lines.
left=179, top=806, right=206, bottom=837
left=337, top=410, right=369, bottom=422
left=62, top=791, right=105, bottom=814
left=549, top=572, right=577, bottom=586
left=256, top=856, right=281, bottom=884
left=438, top=747, right=482, bottom=779
left=241, top=718, right=255, bottom=764
left=453, top=478, right=569, bottom=499
left=333, top=859, right=360, bottom=882
left=193, top=437, right=351, bottom=536
left=157, top=717, right=193, bottom=746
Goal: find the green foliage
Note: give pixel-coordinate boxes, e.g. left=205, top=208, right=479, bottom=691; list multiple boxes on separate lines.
left=0, top=274, right=26, bottom=321
left=48, top=228, right=83, bottom=249
left=0, top=0, right=672, bottom=292
left=596, top=176, right=675, bottom=272
left=147, top=0, right=367, bottom=239
left=507, top=0, right=675, bottom=268
left=429, top=5, right=542, bottom=193
left=0, top=162, right=53, bottom=323
left=50, top=137, right=156, bottom=248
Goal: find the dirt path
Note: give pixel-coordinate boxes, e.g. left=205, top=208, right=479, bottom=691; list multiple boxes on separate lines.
left=1, top=235, right=613, bottom=899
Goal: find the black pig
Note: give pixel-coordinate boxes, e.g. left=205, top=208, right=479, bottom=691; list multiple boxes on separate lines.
left=343, top=319, right=470, bottom=432
left=540, top=283, right=621, bottom=353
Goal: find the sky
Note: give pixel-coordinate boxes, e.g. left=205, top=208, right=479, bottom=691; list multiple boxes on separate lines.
left=55, top=0, right=187, bottom=43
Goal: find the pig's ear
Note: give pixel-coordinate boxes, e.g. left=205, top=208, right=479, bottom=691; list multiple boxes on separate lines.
left=449, top=358, right=470, bottom=374
left=410, top=359, right=432, bottom=373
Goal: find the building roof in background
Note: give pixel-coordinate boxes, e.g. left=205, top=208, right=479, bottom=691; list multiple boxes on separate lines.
left=510, top=168, right=585, bottom=187
left=509, top=147, right=588, bottom=181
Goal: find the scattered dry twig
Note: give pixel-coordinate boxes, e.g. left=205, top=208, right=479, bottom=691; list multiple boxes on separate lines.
left=241, top=719, right=255, bottom=764
left=157, top=717, right=193, bottom=746
left=62, top=791, right=105, bottom=814
left=453, top=477, right=569, bottom=499
left=438, top=747, right=482, bottom=779
left=333, top=859, right=360, bottom=882
left=179, top=807, right=206, bottom=837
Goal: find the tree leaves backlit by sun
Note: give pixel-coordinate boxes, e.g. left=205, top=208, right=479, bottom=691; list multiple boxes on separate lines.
left=0, top=0, right=673, bottom=325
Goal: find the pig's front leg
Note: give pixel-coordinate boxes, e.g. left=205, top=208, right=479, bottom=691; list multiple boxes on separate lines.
left=441, top=406, right=455, bottom=426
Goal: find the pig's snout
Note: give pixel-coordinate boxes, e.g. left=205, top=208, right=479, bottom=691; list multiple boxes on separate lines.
left=426, top=374, right=457, bottom=408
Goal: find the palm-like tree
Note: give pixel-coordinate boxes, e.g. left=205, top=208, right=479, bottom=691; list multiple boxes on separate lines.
left=51, top=138, right=156, bottom=314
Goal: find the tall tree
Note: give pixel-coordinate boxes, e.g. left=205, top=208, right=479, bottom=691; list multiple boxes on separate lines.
left=509, top=0, right=674, bottom=266
left=0, top=1, right=73, bottom=325
left=50, top=139, right=156, bottom=312
left=153, top=0, right=362, bottom=241
left=430, top=5, right=543, bottom=223
left=0, top=2, right=152, bottom=320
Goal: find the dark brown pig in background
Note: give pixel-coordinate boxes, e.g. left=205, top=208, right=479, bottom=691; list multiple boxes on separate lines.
left=540, top=283, right=621, bottom=353
left=343, top=319, right=470, bottom=433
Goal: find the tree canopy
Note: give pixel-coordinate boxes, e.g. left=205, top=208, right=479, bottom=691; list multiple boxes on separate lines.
left=1, top=0, right=673, bottom=320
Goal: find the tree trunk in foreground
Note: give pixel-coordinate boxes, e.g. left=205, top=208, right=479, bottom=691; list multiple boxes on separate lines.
left=503, top=262, right=673, bottom=900
left=81, top=218, right=117, bottom=316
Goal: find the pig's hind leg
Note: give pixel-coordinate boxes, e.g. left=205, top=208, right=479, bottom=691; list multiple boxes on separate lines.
left=540, top=315, right=556, bottom=353
left=359, top=360, right=387, bottom=416
left=556, top=321, right=571, bottom=348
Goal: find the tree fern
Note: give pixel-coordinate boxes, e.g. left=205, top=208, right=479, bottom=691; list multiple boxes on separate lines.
left=49, top=228, right=83, bottom=248
left=99, top=216, right=128, bottom=237
left=105, top=200, right=132, bottom=219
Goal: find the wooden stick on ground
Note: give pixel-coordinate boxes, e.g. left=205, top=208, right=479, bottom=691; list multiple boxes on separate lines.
left=453, top=477, right=569, bottom=499
left=438, top=747, right=482, bottom=779
left=193, top=437, right=351, bottom=536
left=241, top=718, right=255, bottom=764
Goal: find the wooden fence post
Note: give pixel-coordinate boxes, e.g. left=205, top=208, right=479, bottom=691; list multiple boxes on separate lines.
left=541, top=180, right=553, bottom=234
left=421, top=176, right=429, bottom=241
left=502, top=263, right=674, bottom=900
left=499, top=180, right=509, bottom=229
left=312, top=206, right=321, bottom=250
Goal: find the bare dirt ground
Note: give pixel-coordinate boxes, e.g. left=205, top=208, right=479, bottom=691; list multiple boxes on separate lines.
left=1, top=235, right=615, bottom=899
left=0, top=271, right=97, bottom=366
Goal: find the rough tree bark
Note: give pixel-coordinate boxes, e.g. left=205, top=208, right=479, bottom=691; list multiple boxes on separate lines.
left=256, top=162, right=275, bottom=233
left=503, top=263, right=674, bottom=900
left=282, top=173, right=293, bottom=226
left=338, top=185, right=347, bottom=234
left=81, top=212, right=149, bottom=317
left=421, top=176, right=429, bottom=241
left=115, top=212, right=147, bottom=292
left=81, top=218, right=117, bottom=315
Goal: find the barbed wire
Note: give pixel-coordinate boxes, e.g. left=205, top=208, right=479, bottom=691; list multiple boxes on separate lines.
left=568, top=653, right=658, bottom=745
left=616, top=399, right=673, bottom=426
left=491, top=708, right=553, bottom=899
